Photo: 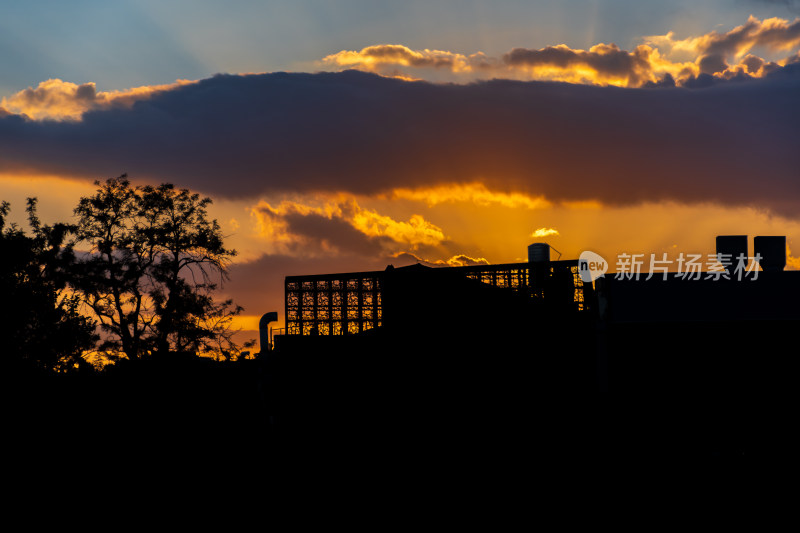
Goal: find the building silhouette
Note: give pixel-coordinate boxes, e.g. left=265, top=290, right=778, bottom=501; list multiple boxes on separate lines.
left=262, top=235, right=800, bottom=461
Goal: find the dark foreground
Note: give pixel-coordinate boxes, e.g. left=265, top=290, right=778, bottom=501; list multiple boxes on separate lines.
left=6, top=322, right=798, bottom=494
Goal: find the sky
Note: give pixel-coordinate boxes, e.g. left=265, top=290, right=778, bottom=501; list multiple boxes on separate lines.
left=1, top=0, right=799, bottom=347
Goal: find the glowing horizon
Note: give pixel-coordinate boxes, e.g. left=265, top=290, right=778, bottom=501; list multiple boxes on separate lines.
left=2, top=8, right=799, bottom=348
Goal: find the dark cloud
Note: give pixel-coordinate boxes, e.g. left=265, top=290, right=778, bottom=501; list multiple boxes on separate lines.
left=252, top=198, right=444, bottom=255
left=701, top=15, right=800, bottom=58
left=679, top=15, right=800, bottom=77
left=503, top=43, right=654, bottom=86
left=1, top=68, right=799, bottom=216
left=698, top=53, right=730, bottom=75
left=642, top=73, right=676, bottom=88
left=281, top=210, right=391, bottom=256
left=741, top=54, right=766, bottom=73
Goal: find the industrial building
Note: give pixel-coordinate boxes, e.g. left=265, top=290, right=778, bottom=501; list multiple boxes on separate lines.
left=261, top=236, right=800, bottom=460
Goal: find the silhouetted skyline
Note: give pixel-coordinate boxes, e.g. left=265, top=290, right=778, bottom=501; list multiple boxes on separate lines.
left=2, top=4, right=798, bottom=338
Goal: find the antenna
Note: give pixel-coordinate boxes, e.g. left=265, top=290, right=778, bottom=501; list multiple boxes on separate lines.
left=548, top=244, right=563, bottom=260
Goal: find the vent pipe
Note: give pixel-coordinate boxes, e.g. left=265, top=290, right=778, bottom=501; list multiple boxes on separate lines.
left=259, top=312, right=278, bottom=354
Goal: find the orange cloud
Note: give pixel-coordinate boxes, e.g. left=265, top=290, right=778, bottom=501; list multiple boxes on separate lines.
left=250, top=197, right=445, bottom=255
left=390, top=251, right=490, bottom=267
left=390, top=183, right=550, bottom=209
left=351, top=210, right=444, bottom=246
left=647, top=16, right=800, bottom=59
left=786, top=243, right=800, bottom=270
left=645, top=15, right=800, bottom=76
left=320, top=16, right=800, bottom=87
left=0, top=78, right=195, bottom=121
left=323, top=44, right=495, bottom=74
left=503, top=43, right=674, bottom=87
left=531, top=227, right=559, bottom=238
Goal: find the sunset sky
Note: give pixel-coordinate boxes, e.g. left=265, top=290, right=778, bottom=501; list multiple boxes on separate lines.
left=2, top=0, right=799, bottom=343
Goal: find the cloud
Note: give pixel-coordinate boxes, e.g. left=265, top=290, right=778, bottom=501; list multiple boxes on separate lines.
left=321, top=17, right=800, bottom=88
left=531, top=228, right=559, bottom=238
left=285, top=210, right=390, bottom=256
left=787, top=244, right=800, bottom=270
left=645, top=15, right=800, bottom=79
left=0, top=78, right=195, bottom=120
left=323, top=41, right=683, bottom=87
left=351, top=211, right=444, bottom=247
left=440, top=254, right=491, bottom=267
left=502, top=43, right=670, bottom=87
left=217, top=198, right=800, bottom=330
left=323, top=44, right=496, bottom=74
left=0, top=64, right=798, bottom=217
left=250, top=197, right=444, bottom=256
left=390, top=183, right=550, bottom=209
left=389, top=251, right=490, bottom=267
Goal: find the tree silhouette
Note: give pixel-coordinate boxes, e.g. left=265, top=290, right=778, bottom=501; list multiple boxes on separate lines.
left=140, top=182, right=243, bottom=357
left=0, top=199, right=98, bottom=371
left=72, top=176, right=247, bottom=361
left=72, top=177, right=150, bottom=360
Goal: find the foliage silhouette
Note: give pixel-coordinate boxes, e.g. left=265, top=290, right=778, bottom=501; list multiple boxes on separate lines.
left=0, top=199, right=98, bottom=371
left=72, top=175, right=249, bottom=361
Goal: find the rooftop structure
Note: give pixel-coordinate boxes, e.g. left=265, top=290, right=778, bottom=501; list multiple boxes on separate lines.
left=283, top=257, right=592, bottom=339
left=269, top=235, right=799, bottom=391
left=263, top=236, right=800, bottom=460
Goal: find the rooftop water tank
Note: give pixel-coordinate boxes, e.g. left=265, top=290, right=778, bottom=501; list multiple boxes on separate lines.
left=754, top=236, right=786, bottom=272
left=716, top=235, right=747, bottom=272
left=528, top=243, right=550, bottom=263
